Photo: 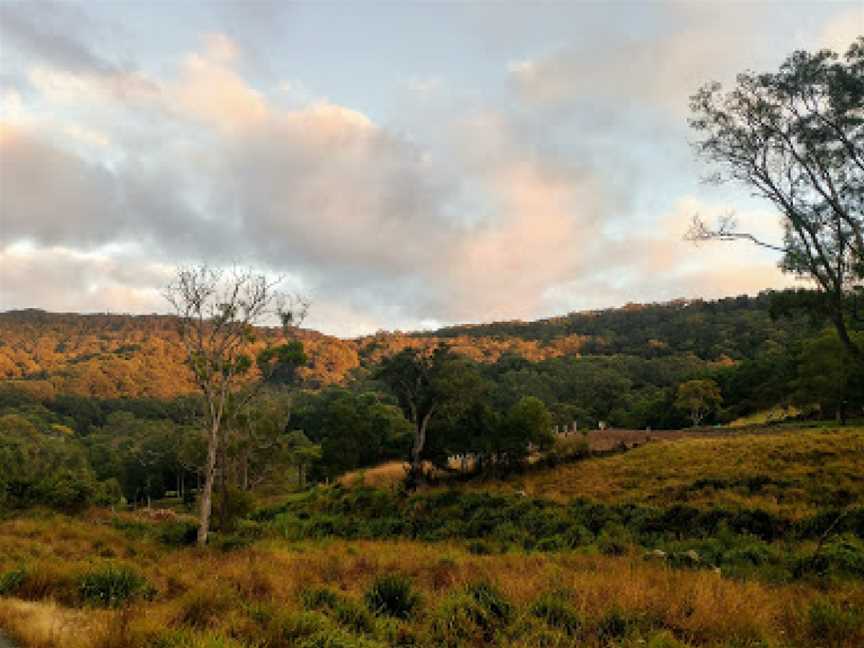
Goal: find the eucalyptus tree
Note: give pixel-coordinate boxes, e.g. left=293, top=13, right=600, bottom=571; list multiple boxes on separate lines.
left=688, top=38, right=864, bottom=361
left=164, top=265, right=307, bottom=545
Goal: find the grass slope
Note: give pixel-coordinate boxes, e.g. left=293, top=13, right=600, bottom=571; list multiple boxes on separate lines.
left=477, top=427, right=864, bottom=518
left=1, top=426, right=863, bottom=647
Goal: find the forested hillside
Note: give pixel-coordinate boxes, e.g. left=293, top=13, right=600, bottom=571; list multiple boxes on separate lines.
left=0, top=292, right=808, bottom=399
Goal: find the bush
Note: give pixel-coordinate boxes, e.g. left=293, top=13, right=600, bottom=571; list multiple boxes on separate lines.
left=364, top=574, right=420, bottom=619
left=808, top=598, right=864, bottom=646
left=158, top=521, right=199, bottom=547
left=36, top=470, right=98, bottom=512
left=213, top=487, right=256, bottom=532
left=598, top=524, right=631, bottom=556
left=596, top=607, right=633, bottom=641
left=0, top=567, right=26, bottom=595
left=529, top=591, right=582, bottom=635
left=464, top=581, right=512, bottom=624
left=78, top=563, right=151, bottom=608
left=433, top=580, right=512, bottom=645
left=301, top=586, right=342, bottom=611
left=466, top=540, right=493, bottom=555
left=333, top=598, right=375, bottom=634
left=432, top=592, right=494, bottom=646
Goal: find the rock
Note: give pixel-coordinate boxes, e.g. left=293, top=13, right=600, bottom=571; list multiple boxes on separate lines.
left=644, top=549, right=668, bottom=560
left=684, top=549, right=701, bottom=563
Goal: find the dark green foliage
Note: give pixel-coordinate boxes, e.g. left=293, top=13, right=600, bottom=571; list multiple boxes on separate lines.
left=291, top=388, right=412, bottom=480
left=157, top=521, right=199, bottom=547
left=78, top=563, right=151, bottom=608
left=805, top=535, right=864, bottom=578
left=364, top=574, right=420, bottom=619
left=213, top=486, right=255, bottom=532
left=0, top=567, right=26, bottom=595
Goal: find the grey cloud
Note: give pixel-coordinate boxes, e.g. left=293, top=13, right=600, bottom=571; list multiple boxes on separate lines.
left=0, top=2, right=118, bottom=76
left=0, top=128, right=124, bottom=246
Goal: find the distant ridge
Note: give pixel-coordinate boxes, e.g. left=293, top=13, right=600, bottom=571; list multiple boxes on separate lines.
left=0, top=290, right=808, bottom=400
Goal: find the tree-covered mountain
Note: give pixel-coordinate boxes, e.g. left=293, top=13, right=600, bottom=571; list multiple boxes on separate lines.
left=0, top=291, right=813, bottom=401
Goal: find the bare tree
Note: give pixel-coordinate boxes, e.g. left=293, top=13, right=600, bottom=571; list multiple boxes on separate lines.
left=164, top=266, right=307, bottom=545
left=687, top=38, right=864, bottom=361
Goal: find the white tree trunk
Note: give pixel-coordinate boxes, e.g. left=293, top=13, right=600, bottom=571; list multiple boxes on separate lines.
left=197, top=423, right=220, bottom=546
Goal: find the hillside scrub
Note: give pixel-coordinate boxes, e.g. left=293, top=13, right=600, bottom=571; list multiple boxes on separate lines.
left=0, top=514, right=863, bottom=647
left=1, top=427, right=864, bottom=645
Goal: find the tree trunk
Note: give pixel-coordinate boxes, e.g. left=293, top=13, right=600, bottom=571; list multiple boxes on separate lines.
left=218, top=435, right=228, bottom=531
left=197, top=423, right=219, bottom=546
left=409, top=410, right=433, bottom=486
left=241, top=449, right=249, bottom=491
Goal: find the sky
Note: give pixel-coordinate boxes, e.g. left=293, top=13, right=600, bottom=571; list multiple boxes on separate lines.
left=0, top=1, right=862, bottom=337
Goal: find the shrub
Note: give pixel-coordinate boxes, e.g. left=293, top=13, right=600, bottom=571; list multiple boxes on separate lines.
left=0, top=567, right=26, bottom=596
left=464, top=581, right=512, bottom=624
left=808, top=598, right=864, bottom=646
left=78, top=563, right=151, bottom=608
left=36, top=469, right=98, bottom=512
left=529, top=591, right=582, bottom=635
left=432, top=579, right=514, bottom=646
left=158, top=521, right=198, bottom=547
left=816, top=535, right=864, bottom=577
left=596, top=607, right=633, bottom=641
left=301, top=586, right=343, bottom=611
left=268, top=610, right=368, bottom=646
left=364, top=574, right=420, bottom=619
left=598, top=524, right=631, bottom=556
left=466, top=540, right=493, bottom=555
left=212, top=533, right=253, bottom=552
left=213, top=486, right=256, bottom=532
left=333, top=598, right=375, bottom=634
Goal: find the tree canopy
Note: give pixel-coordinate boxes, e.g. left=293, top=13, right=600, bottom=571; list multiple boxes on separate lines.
left=688, top=38, right=864, bottom=361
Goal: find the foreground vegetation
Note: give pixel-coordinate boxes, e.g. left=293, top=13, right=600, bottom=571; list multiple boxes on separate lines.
left=1, top=427, right=863, bottom=647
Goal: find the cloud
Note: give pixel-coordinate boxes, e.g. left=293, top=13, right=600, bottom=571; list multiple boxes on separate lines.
left=0, top=242, right=171, bottom=314
left=171, top=39, right=269, bottom=132
left=0, top=2, right=116, bottom=76
left=0, top=9, right=825, bottom=336
left=0, top=125, right=123, bottom=246
left=2, top=2, right=158, bottom=104
left=819, top=6, right=864, bottom=54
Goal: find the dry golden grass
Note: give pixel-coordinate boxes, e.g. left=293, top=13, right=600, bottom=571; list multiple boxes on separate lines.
left=1, top=516, right=863, bottom=647
left=0, top=598, right=111, bottom=648
left=338, top=461, right=410, bottom=489
left=3, top=429, right=864, bottom=646
left=472, top=427, right=864, bottom=518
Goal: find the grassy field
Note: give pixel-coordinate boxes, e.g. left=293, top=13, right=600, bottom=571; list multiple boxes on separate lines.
left=1, top=426, right=863, bottom=647
left=474, top=427, right=864, bottom=518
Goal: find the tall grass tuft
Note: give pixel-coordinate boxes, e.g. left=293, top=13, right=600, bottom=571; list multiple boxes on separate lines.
left=363, top=574, right=420, bottom=619
left=78, top=564, right=151, bottom=608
